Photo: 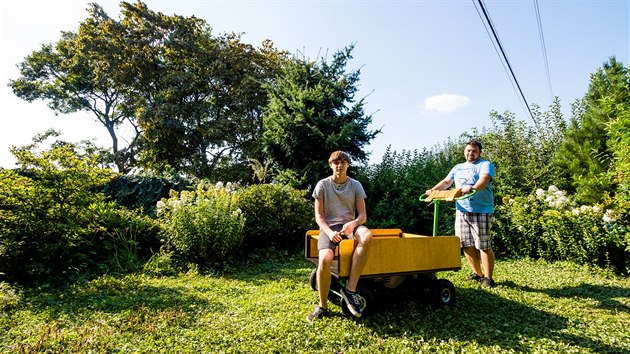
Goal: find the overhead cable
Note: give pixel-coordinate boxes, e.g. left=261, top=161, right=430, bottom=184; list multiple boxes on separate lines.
left=534, top=0, right=554, bottom=101
left=472, top=0, right=535, bottom=122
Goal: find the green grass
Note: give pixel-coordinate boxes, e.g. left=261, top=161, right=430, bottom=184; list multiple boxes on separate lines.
left=1, top=250, right=629, bottom=353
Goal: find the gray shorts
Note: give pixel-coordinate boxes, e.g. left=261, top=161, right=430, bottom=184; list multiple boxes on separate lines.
left=317, top=224, right=364, bottom=251
left=455, top=211, right=494, bottom=250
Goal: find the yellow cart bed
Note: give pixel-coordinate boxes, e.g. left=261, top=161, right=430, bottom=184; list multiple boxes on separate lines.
left=305, top=188, right=471, bottom=316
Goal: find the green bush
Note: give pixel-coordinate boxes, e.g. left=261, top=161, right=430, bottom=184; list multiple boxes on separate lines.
left=236, top=183, right=312, bottom=250
left=495, top=185, right=629, bottom=274
left=355, top=144, right=462, bottom=235
left=100, top=172, right=190, bottom=217
left=158, top=181, right=245, bottom=268
left=0, top=281, right=20, bottom=310
left=0, top=144, right=160, bottom=284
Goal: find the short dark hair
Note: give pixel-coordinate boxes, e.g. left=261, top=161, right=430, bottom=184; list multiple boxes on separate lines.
left=466, top=139, right=483, bottom=152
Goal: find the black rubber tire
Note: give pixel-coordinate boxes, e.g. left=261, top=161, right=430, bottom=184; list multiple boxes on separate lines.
left=432, top=278, right=456, bottom=305
left=309, top=268, right=341, bottom=303
left=309, top=268, right=318, bottom=291
left=341, top=284, right=376, bottom=317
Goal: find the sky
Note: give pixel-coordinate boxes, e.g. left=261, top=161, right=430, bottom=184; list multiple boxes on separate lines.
left=1, top=0, right=628, bottom=168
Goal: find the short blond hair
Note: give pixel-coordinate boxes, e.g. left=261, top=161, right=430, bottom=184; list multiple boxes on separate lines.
left=328, top=150, right=351, bottom=164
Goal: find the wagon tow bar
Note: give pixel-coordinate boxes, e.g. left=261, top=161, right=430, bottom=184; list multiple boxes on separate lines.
left=421, top=188, right=476, bottom=236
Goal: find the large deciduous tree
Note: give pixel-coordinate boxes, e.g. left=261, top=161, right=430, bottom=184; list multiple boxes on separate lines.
left=261, top=45, right=380, bottom=188
left=10, top=1, right=286, bottom=181
left=108, top=1, right=287, bottom=180
left=9, top=3, right=137, bottom=173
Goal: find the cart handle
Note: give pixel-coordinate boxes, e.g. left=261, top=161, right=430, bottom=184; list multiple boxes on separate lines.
left=420, top=188, right=476, bottom=236
left=421, top=188, right=476, bottom=203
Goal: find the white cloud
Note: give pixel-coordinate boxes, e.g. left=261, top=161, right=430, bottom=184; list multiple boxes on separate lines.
left=422, top=94, right=471, bottom=114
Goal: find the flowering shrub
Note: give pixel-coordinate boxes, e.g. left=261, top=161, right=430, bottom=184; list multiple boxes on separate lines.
left=158, top=181, right=245, bottom=268
left=495, top=186, right=629, bottom=273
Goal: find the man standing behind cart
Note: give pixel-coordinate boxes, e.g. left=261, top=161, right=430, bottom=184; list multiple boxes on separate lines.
left=307, top=150, right=373, bottom=322
left=426, top=140, right=496, bottom=288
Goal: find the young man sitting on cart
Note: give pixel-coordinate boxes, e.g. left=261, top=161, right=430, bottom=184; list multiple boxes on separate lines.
left=307, top=150, right=373, bottom=322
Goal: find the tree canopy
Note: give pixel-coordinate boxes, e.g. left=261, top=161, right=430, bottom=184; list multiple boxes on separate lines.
left=261, top=45, right=380, bottom=188
left=9, top=1, right=288, bottom=181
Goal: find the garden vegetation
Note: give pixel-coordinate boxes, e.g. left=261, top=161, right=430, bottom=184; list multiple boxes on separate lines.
left=1, top=2, right=628, bottom=352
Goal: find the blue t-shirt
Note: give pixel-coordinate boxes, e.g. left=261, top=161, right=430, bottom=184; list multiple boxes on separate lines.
left=447, top=159, right=495, bottom=213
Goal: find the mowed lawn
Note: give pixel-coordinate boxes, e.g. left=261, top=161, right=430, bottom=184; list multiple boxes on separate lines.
left=2, top=250, right=629, bottom=353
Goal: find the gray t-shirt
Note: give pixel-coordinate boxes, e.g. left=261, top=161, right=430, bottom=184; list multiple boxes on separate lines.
left=312, top=176, right=367, bottom=226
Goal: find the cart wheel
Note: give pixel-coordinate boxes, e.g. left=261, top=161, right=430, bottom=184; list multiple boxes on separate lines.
left=432, top=279, right=456, bottom=305
left=341, top=284, right=375, bottom=317
left=309, top=269, right=318, bottom=291
left=309, top=268, right=341, bottom=303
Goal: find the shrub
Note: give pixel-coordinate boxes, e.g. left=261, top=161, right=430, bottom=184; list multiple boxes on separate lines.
left=0, top=144, right=161, bottom=284
left=355, top=145, right=461, bottom=235
left=158, top=181, right=245, bottom=268
left=495, top=186, right=629, bottom=274
left=0, top=281, right=20, bottom=310
left=236, top=183, right=312, bottom=250
left=100, top=172, right=190, bottom=217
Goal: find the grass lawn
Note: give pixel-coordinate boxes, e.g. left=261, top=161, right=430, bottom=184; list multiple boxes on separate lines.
left=1, top=250, right=629, bottom=353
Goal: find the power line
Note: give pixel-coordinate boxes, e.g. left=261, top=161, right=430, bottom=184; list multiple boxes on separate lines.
left=534, top=0, right=554, bottom=101
left=472, top=0, right=535, bottom=122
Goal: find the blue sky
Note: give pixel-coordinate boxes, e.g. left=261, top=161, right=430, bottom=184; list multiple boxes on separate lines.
left=1, top=0, right=628, bottom=168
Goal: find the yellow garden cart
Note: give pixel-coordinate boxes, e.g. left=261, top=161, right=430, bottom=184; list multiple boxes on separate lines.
left=305, top=188, right=475, bottom=316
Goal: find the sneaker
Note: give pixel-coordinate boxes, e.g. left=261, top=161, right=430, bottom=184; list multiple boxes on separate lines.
left=481, top=277, right=495, bottom=288
left=467, top=273, right=482, bottom=282
left=306, top=306, right=328, bottom=322
left=340, top=288, right=363, bottom=318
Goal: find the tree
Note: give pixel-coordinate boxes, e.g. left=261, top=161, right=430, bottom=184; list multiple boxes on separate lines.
left=9, top=1, right=286, bottom=180
left=261, top=45, right=380, bottom=188
left=553, top=57, right=629, bottom=204
left=109, top=2, right=287, bottom=181
left=481, top=98, right=567, bottom=198
left=9, top=3, right=139, bottom=173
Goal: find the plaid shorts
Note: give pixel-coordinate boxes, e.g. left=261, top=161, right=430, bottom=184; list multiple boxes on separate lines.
left=455, top=210, right=494, bottom=250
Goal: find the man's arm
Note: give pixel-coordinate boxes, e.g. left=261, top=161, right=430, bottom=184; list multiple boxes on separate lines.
left=461, top=173, right=491, bottom=194
left=315, top=198, right=340, bottom=243
left=426, top=177, right=454, bottom=196
left=341, top=198, right=367, bottom=236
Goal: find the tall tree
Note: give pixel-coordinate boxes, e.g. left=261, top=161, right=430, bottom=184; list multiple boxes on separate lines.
left=554, top=57, right=630, bottom=204
left=9, top=1, right=286, bottom=180
left=9, top=4, right=138, bottom=173
left=115, top=2, right=286, bottom=180
left=261, top=45, right=380, bottom=188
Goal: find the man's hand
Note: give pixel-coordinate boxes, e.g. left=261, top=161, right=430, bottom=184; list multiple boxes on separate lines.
left=341, top=221, right=357, bottom=238
left=329, top=231, right=343, bottom=244
left=461, top=186, right=474, bottom=194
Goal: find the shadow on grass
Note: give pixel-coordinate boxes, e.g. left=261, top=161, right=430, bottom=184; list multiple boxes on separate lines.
left=29, top=277, right=223, bottom=315
left=501, top=280, right=630, bottom=313
left=360, top=286, right=620, bottom=353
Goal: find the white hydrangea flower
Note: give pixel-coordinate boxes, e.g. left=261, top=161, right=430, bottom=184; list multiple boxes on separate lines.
left=535, top=188, right=545, bottom=199
left=548, top=185, right=560, bottom=193
left=603, top=210, right=615, bottom=223
left=156, top=200, right=166, bottom=215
